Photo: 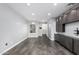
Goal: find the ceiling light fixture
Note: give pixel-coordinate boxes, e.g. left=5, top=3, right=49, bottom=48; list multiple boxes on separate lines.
left=32, top=22, right=35, bottom=24
left=53, top=3, right=57, bottom=6
left=32, top=13, right=35, bottom=15
left=48, top=13, right=51, bottom=16
left=27, top=3, right=31, bottom=6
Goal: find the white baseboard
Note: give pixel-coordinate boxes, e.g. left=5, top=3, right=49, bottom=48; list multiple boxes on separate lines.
left=0, top=36, right=27, bottom=55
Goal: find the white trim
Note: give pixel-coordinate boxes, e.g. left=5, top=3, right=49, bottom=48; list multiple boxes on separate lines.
left=0, top=36, right=27, bottom=55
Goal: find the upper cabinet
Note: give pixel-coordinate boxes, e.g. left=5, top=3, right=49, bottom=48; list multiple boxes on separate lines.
left=62, top=7, right=79, bottom=24
left=76, top=8, right=79, bottom=18
left=56, top=16, right=65, bottom=32
left=62, top=14, right=68, bottom=23
left=67, top=9, right=76, bottom=20
left=56, top=4, right=79, bottom=32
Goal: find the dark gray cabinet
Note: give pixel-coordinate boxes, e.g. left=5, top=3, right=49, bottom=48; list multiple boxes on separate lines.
left=67, top=10, right=77, bottom=21
left=55, top=34, right=79, bottom=54
left=56, top=5, right=79, bottom=32
left=55, top=4, right=79, bottom=54
left=73, top=39, right=79, bottom=54
left=56, top=17, right=65, bottom=32
left=55, top=34, right=73, bottom=52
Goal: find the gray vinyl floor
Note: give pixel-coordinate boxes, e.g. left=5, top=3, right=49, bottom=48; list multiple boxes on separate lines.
left=3, top=35, right=73, bottom=55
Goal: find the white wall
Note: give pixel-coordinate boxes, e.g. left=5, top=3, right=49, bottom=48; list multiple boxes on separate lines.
left=62, top=21, right=79, bottom=38
left=48, top=19, right=56, bottom=40
left=0, top=4, right=28, bottom=54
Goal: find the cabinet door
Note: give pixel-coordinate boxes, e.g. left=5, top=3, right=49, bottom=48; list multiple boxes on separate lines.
left=59, top=35, right=72, bottom=52
left=56, top=17, right=64, bottom=32
left=55, top=34, right=73, bottom=52
left=54, top=34, right=60, bottom=41
left=62, top=14, right=68, bottom=23
left=73, top=39, right=79, bottom=54
left=67, top=10, right=76, bottom=22
left=76, top=8, right=79, bottom=19
left=58, top=35, right=65, bottom=46
left=64, top=36, right=73, bottom=52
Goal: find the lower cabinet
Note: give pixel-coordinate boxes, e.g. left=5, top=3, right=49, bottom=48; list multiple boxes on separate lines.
left=74, top=39, right=79, bottom=54
left=55, top=34, right=79, bottom=54
left=55, top=34, right=73, bottom=52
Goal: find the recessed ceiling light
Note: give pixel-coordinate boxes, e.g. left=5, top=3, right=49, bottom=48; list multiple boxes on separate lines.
left=32, top=22, right=35, bottom=24
left=27, top=3, right=31, bottom=6
left=53, top=3, right=57, bottom=6
left=32, top=13, right=35, bottom=15
left=48, top=13, right=51, bottom=16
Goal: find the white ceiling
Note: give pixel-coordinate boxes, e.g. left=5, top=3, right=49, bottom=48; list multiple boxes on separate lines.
left=7, top=3, right=72, bottom=22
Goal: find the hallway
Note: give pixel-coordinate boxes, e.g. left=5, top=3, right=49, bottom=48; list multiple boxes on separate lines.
left=4, top=35, right=73, bottom=55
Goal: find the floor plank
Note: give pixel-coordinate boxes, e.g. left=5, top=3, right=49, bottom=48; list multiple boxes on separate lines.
left=3, top=35, right=73, bottom=55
